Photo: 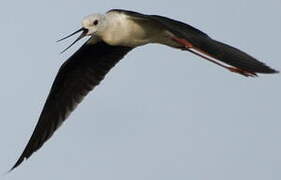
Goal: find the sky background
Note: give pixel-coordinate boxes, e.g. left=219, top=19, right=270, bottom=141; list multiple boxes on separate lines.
left=0, top=0, right=280, bottom=180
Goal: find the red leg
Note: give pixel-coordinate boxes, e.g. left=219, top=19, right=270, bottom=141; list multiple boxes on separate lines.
left=171, top=36, right=193, bottom=48
left=171, top=36, right=257, bottom=77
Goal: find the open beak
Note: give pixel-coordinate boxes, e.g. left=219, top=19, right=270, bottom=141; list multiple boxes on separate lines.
left=57, top=27, right=88, bottom=53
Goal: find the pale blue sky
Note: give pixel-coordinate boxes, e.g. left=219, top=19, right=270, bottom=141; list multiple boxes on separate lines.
left=1, top=0, right=280, bottom=180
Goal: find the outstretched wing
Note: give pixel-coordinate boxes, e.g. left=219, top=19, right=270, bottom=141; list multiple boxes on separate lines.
left=111, top=9, right=278, bottom=76
left=11, top=40, right=133, bottom=170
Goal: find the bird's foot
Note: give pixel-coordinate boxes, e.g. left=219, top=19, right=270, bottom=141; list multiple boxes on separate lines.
left=227, top=67, right=257, bottom=77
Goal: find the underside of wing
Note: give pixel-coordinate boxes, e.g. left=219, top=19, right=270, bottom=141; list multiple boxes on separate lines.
left=11, top=40, right=133, bottom=171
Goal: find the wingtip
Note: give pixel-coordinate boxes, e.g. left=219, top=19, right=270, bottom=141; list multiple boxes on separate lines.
left=271, top=69, right=279, bottom=74
left=251, top=68, right=278, bottom=77
left=9, top=156, right=26, bottom=173
left=8, top=166, right=17, bottom=173
left=260, top=66, right=279, bottom=74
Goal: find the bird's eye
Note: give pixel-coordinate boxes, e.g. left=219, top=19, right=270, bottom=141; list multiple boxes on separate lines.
left=93, top=20, right=98, bottom=26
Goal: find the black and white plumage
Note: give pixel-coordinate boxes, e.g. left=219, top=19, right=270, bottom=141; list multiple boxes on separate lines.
left=11, top=9, right=278, bottom=171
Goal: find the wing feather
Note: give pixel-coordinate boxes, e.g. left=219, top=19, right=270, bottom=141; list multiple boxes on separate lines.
left=11, top=40, right=132, bottom=170
left=111, top=9, right=278, bottom=74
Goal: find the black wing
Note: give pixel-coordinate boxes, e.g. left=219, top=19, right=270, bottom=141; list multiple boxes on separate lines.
left=11, top=40, right=133, bottom=170
left=110, top=9, right=278, bottom=75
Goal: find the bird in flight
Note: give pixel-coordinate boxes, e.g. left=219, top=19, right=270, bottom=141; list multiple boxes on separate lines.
left=11, top=9, right=278, bottom=171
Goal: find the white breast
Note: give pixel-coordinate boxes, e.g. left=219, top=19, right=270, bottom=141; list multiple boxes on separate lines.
left=101, top=12, right=163, bottom=47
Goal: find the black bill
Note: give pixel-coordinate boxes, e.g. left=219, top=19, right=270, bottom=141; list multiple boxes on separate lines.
left=57, top=27, right=88, bottom=53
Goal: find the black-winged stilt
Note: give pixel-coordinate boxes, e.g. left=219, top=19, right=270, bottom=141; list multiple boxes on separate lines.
left=10, top=9, right=278, bottom=171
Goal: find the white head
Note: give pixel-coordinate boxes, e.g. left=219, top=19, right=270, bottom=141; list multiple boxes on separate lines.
left=57, top=13, right=107, bottom=53
left=81, top=13, right=107, bottom=36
